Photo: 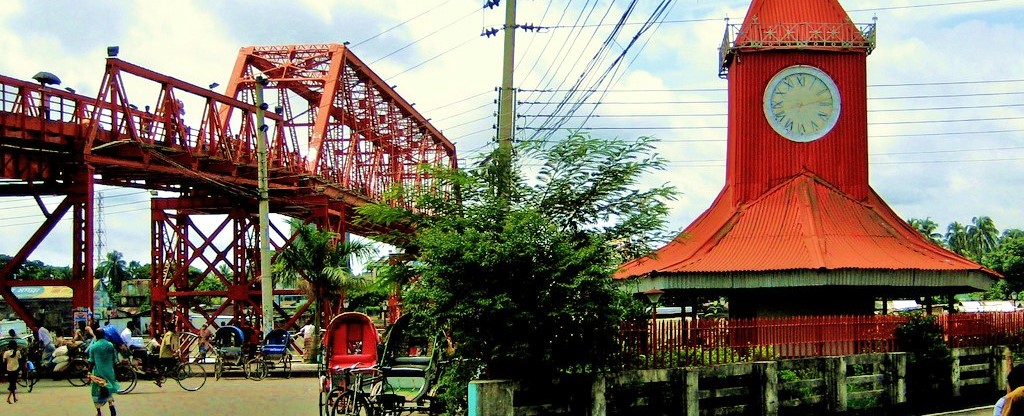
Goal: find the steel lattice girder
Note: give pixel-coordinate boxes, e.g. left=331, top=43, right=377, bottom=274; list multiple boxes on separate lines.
left=148, top=196, right=348, bottom=338
left=224, top=44, right=458, bottom=209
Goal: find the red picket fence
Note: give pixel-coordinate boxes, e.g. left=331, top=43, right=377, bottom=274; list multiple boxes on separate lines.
left=620, top=312, right=1024, bottom=369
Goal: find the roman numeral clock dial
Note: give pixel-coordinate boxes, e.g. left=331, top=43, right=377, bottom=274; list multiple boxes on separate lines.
left=763, top=65, right=841, bottom=142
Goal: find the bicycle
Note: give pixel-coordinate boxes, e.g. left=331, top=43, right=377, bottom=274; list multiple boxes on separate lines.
left=332, top=364, right=434, bottom=416
left=115, top=352, right=207, bottom=393
left=18, top=343, right=91, bottom=392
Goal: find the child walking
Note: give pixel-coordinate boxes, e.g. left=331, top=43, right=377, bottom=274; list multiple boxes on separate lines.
left=3, top=339, right=19, bottom=404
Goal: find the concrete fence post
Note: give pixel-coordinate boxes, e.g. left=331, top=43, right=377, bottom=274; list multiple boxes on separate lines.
left=469, top=380, right=517, bottom=416
left=994, top=345, right=1011, bottom=394
left=753, top=361, right=779, bottom=416
left=951, top=347, right=962, bottom=397
left=825, top=356, right=848, bottom=413
left=681, top=368, right=699, bottom=416
left=887, top=352, right=908, bottom=405
left=590, top=375, right=607, bottom=416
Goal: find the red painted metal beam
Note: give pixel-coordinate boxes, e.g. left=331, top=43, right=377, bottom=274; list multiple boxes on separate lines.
left=0, top=46, right=456, bottom=333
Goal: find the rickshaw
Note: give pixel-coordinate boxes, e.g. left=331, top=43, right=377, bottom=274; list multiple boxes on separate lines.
left=318, top=312, right=380, bottom=416
left=213, top=325, right=258, bottom=380
left=318, top=312, right=446, bottom=416
left=376, top=314, right=445, bottom=415
left=247, top=328, right=293, bottom=380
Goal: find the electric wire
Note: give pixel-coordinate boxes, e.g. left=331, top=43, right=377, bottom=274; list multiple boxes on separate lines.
left=516, top=0, right=605, bottom=131
left=521, top=1, right=642, bottom=140
left=554, top=0, right=677, bottom=141
left=351, top=0, right=458, bottom=48
left=369, top=8, right=480, bottom=66
left=421, top=90, right=492, bottom=113
left=385, top=36, right=479, bottom=80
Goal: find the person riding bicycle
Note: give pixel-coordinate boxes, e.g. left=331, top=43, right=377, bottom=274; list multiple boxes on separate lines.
left=154, top=324, right=180, bottom=387
left=119, top=322, right=146, bottom=366
left=35, top=321, right=55, bottom=368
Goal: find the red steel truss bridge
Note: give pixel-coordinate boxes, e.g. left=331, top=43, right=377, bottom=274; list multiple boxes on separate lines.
left=0, top=44, right=456, bottom=336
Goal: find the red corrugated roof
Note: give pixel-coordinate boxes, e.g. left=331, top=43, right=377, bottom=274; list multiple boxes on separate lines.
left=734, top=0, right=867, bottom=48
left=615, top=171, right=995, bottom=278
left=743, top=0, right=853, bottom=27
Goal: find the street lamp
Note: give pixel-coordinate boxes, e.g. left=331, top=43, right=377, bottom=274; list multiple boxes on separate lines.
left=643, top=288, right=664, bottom=365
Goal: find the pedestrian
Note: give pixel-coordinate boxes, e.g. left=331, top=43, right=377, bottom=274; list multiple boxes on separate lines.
left=197, top=324, right=213, bottom=362
left=298, top=320, right=315, bottom=362
left=86, top=330, right=119, bottom=416
left=3, top=340, right=19, bottom=404
left=997, top=364, right=1024, bottom=415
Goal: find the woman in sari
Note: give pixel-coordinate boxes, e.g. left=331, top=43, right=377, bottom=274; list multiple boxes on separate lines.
left=86, top=330, right=120, bottom=416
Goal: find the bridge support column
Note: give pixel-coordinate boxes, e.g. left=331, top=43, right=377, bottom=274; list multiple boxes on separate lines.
left=69, top=165, right=95, bottom=310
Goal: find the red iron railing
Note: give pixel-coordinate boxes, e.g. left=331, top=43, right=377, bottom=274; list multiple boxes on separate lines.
left=621, top=312, right=1024, bottom=369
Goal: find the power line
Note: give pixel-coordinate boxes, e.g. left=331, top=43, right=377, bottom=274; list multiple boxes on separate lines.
left=421, top=90, right=492, bottom=113
left=351, top=0, right=458, bottom=47
left=847, top=0, right=1004, bottom=13
left=386, top=36, right=479, bottom=79
left=518, top=78, right=1024, bottom=93
left=369, top=8, right=480, bottom=66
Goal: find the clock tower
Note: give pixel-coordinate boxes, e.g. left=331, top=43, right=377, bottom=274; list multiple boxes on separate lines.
left=722, top=0, right=875, bottom=204
left=615, top=0, right=997, bottom=318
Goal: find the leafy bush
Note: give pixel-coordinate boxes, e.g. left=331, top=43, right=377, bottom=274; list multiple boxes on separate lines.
left=894, top=313, right=953, bottom=407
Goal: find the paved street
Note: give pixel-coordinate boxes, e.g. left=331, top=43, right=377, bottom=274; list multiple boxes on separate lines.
left=7, top=374, right=322, bottom=416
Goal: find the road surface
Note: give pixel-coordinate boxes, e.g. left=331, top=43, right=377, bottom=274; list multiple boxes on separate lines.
left=10, top=375, right=321, bottom=416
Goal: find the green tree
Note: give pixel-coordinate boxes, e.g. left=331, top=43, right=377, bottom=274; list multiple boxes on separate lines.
left=127, top=260, right=149, bottom=280
left=359, top=133, right=676, bottom=410
left=274, top=219, right=377, bottom=363
left=1003, top=229, right=1024, bottom=241
left=96, top=251, right=130, bottom=306
left=193, top=265, right=230, bottom=307
left=908, top=217, right=944, bottom=245
left=983, top=233, right=1024, bottom=298
left=945, top=221, right=969, bottom=257
left=966, top=216, right=999, bottom=260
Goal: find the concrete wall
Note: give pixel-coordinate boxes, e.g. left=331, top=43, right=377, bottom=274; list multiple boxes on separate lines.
left=469, top=347, right=1010, bottom=415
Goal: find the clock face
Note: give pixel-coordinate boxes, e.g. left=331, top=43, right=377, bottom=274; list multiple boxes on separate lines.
left=763, top=65, right=841, bottom=142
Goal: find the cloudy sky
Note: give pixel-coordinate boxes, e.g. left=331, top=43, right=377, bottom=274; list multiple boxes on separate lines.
left=0, top=0, right=1022, bottom=267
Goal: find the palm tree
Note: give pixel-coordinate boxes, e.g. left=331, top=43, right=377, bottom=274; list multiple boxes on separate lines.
left=966, top=216, right=999, bottom=259
left=96, top=251, right=130, bottom=306
left=908, top=217, right=944, bottom=245
left=1002, top=228, right=1024, bottom=241
left=274, top=219, right=377, bottom=362
left=946, top=222, right=970, bottom=257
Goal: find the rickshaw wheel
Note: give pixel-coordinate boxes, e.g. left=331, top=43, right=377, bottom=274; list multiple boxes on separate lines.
left=65, top=359, right=91, bottom=387
left=245, top=358, right=266, bottom=381
left=175, top=362, right=207, bottom=391
left=319, top=387, right=334, bottom=416
left=18, top=361, right=38, bottom=392
left=333, top=389, right=372, bottom=416
left=284, top=354, right=292, bottom=378
left=115, top=361, right=138, bottom=394
left=214, top=357, right=223, bottom=380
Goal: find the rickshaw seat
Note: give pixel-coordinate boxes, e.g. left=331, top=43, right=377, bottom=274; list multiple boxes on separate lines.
left=325, top=313, right=379, bottom=371
left=383, top=366, right=426, bottom=378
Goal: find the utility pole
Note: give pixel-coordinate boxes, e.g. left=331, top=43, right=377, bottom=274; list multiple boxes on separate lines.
left=255, top=75, right=273, bottom=337
left=95, top=191, right=105, bottom=265
left=495, top=0, right=517, bottom=195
